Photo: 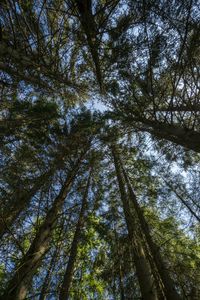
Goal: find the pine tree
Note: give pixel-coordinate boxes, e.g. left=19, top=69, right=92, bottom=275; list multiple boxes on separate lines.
left=0, top=1, right=200, bottom=299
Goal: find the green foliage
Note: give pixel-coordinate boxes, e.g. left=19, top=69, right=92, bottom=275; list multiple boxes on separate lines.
left=0, top=1, right=200, bottom=299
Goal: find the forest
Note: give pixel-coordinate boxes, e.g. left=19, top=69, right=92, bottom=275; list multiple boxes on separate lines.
left=0, top=0, right=200, bottom=299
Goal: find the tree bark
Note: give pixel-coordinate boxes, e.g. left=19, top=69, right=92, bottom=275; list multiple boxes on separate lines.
left=59, top=171, right=91, bottom=300
left=136, top=117, right=200, bottom=152
left=119, top=262, right=125, bottom=300
left=111, top=145, right=158, bottom=300
left=75, top=0, right=103, bottom=91
left=0, top=155, right=84, bottom=300
left=121, top=164, right=182, bottom=300
left=111, top=111, right=200, bottom=152
left=39, top=249, right=58, bottom=300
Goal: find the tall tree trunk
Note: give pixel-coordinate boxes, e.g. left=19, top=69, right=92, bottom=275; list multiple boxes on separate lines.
left=115, top=234, right=125, bottom=300
left=0, top=155, right=85, bottom=300
left=112, top=111, right=200, bottom=152
left=59, top=171, right=91, bottom=300
left=75, top=0, right=103, bottom=91
left=121, top=164, right=182, bottom=300
left=39, top=249, right=58, bottom=300
left=111, top=145, right=158, bottom=300
left=136, top=117, right=200, bottom=152
left=119, top=262, right=125, bottom=300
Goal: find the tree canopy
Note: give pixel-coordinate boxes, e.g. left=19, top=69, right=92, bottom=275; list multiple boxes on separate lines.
left=0, top=1, right=200, bottom=299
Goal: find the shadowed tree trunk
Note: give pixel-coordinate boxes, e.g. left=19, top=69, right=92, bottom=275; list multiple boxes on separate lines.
left=110, top=111, right=200, bottom=152
left=39, top=249, right=58, bottom=300
left=145, top=120, right=200, bottom=153
left=111, top=145, right=158, bottom=300
left=119, top=261, right=125, bottom=300
left=121, top=162, right=182, bottom=300
left=0, top=153, right=86, bottom=300
left=59, top=170, right=91, bottom=300
left=132, top=116, right=200, bottom=152
left=117, top=240, right=125, bottom=300
left=0, top=144, right=71, bottom=239
left=75, top=0, right=103, bottom=91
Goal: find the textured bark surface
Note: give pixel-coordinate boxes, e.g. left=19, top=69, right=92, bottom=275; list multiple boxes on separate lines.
left=112, top=145, right=158, bottom=300
left=113, top=111, right=200, bottom=152
left=59, top=172, right=91, bottom=300
left=138, top=118, right=200, bottom=153
left=75, top=0, right=103, bottom=91
left=122, top=166, right=182, bottom=300
left=39, top=249, right=58, bottom=300
left=1, top=159, right=82, bottom=300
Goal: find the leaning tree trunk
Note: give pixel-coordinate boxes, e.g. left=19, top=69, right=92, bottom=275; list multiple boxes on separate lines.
left=0, top=154, right=85, bottom=300
left=121, top=163, right=182, bottom=300
left=111, top=145, right=158, bottom=300
left=112, top=110, right=200, bottom=152
left=59, top=171, right=91, bottom=300
left=147, top=121, right=200, bottom=153
left=135, top=117, right=200, bottom=153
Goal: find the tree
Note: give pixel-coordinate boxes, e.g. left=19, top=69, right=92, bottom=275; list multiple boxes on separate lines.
left=59, top=170, right=91, bottom=300
left=111, top=144, right=158, bottom=300
left=0, top=1, right=200, bottom=299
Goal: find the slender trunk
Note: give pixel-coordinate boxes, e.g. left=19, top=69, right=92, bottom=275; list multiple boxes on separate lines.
left=141, top=239, right=166, bottom=299
left=121, top=165, right=182, bottom=300
left=190, top=286, right=199, bottom=300
left=111, top=145, right=158, bottom=300
left=59, top=171, right=91, bottom=300
left=115, top=234, right=125, bottom=300
left=39, top=249, right=58, bottom=300
left=112, top=277, right=117, bottom=300
left=0, top=155, right=84, bottom=300
left=118, top=260, right=125, bottom=300
left=75, top=0, right=103, bottom=91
